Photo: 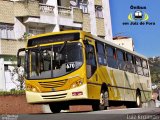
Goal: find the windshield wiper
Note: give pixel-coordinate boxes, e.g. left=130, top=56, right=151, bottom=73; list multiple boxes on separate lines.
left=58, top=41, right=67, bottom=53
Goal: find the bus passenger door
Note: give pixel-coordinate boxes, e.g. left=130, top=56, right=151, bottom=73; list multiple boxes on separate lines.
left=84, top=38, right=100, bottom=99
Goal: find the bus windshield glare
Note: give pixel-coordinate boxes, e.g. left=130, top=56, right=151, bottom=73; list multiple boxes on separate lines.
left=28, top=42, right=83, bottom=79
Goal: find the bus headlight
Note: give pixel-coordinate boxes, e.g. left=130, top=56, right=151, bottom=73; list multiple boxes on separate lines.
left=70, top=79, right=83, bottom=89
left=26, top=84, right=38, bottom=92
left=32, top=88, right=37, bottom=92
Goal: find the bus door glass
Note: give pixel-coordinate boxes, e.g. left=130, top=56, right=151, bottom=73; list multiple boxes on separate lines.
left=84, top=38, right=97, bottom=79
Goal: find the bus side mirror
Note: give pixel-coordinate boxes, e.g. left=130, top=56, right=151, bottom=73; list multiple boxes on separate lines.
left=17, top=48, right=25, bottom=67
left=18, top=58, right=21, bottom=67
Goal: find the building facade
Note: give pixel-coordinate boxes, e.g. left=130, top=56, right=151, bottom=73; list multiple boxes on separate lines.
left=113, top=36, right=135, bottom=51
left=0, top=0, right=113, bottom=90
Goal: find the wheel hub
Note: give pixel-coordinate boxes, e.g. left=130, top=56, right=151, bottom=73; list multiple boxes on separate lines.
left=137, top=96, right=140, bottom=106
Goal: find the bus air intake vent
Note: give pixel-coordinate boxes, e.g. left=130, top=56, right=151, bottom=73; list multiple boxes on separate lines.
left=42, top=93, right=67, bottom=99
left=39, top=79, right=67, bottom=88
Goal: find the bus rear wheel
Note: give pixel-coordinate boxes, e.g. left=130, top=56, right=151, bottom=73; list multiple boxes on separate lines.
left=136, top=92, right=142, bottom=108
left=49, top=103, right=61, bottom=113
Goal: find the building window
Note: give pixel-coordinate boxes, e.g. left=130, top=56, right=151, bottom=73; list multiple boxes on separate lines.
left=0, top=24, right=14, bottom=39
left=70, top=0, right=89, bottom=13
left=4, top=65, right=8, bottom=71
left=39, top=0, right=47, bottom=4
left=28, top=27, right=45, bottom=35
left=95, top=5, right=103, bottom=18
left=79, top=2, right=88, bottom=13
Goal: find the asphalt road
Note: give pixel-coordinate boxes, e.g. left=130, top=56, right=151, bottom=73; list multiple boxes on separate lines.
left=1, top=108, right=160, bottom=120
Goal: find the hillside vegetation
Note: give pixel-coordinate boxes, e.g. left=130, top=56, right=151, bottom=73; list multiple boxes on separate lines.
left=148, top=56, right=160, bottom=84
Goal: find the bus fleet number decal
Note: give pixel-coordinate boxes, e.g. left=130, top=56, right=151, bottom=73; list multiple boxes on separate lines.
left=66, top=63, right=76, bottom=72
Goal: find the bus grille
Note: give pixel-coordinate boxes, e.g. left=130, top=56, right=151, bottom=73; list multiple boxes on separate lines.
left=42, top=93, right=67, bottom=99
left=39, top=79, right=67, bottom=88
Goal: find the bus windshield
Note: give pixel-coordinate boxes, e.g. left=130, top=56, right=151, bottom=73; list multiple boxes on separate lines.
left=28, top=42, right=83, bottom=79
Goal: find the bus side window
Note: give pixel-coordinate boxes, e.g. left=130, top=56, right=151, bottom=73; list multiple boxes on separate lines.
left=117, top=50, right=126, bottom=70
left=126, top=53, right=135, bottom=73
left=106, top=45, right=118, bottom=69
left=85, top=44, right=97, bottom=78
left=96, top=41, right=107, bottom=65
left=142, top=59, right=149, bottom=77
left=135, top=57, right=143, bottom=75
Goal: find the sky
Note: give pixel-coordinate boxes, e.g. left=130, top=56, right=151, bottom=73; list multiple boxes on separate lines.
left=109, top=0, right=160, bottom=57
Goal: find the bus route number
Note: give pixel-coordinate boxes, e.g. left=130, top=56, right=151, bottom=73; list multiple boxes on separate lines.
left=66, top=63, right=76, bottom=72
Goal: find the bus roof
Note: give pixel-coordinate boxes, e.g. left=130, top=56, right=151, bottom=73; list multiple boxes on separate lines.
left=28, top=30, right=148, bottom=60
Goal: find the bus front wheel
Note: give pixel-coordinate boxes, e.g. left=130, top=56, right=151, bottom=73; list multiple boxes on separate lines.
left=49, top=103, right=61, bottom=113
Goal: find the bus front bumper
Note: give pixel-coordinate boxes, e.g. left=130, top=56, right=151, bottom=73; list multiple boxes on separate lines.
left=26, top=84, right=88, bottom=104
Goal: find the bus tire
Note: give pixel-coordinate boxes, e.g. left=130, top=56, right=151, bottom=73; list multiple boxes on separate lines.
left=49, top=103, right=61, bottom=113
left=99, top=90, right=109, bottom=110
left=136, top=92, right=142, bottom=108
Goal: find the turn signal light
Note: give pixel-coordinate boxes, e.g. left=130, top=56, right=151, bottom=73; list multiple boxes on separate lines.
left=70, top=79, right=83, bottom=89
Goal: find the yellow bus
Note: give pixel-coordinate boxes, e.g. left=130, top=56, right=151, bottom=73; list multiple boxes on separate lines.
left=17, top=30, right=152, bottom=113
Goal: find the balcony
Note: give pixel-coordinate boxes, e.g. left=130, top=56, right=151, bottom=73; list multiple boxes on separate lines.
left=58, top=6, right=82, bottom=28
left=39, top=3, right=55, bottom=14
left=23, top=4, right=56, bottom=26
left=23, top=4, right=82, bottom=29
left=14, top=1, right=40, bottom=17
left=58, top=6, right=72, bottom=18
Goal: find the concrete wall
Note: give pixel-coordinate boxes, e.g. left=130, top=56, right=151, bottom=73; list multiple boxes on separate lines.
left=5, top=66, right=19, bottom=91
left=14, top=18, right=26, bottom=40
left=94, top=0, right=102, bottom=6
left=23, top=13, right=57, bottom=25
left=102, top=0, right=113, bottom=40
left=0, top=1, right=14, bottom=24
left=59, top=15, right=82, bottom=28
left=73, top=8, right=83, bottom=23
left=83, top=14, right=91, bottom=32
left=14, top=1, right=40, bottom=17
left=0, top=95, right=43, bottom=114
left=45, top=25, right=55, bottom=32
left=59, top=0, right=70, bottom=7
left=96, top=18, right=105, bottom=36
left=0, top=40, right=26, bottom=55
left=88, top=0, right=97, bottom=35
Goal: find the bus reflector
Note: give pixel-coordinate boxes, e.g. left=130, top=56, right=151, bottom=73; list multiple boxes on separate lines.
left=72, top=92, right=83, bottom=96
